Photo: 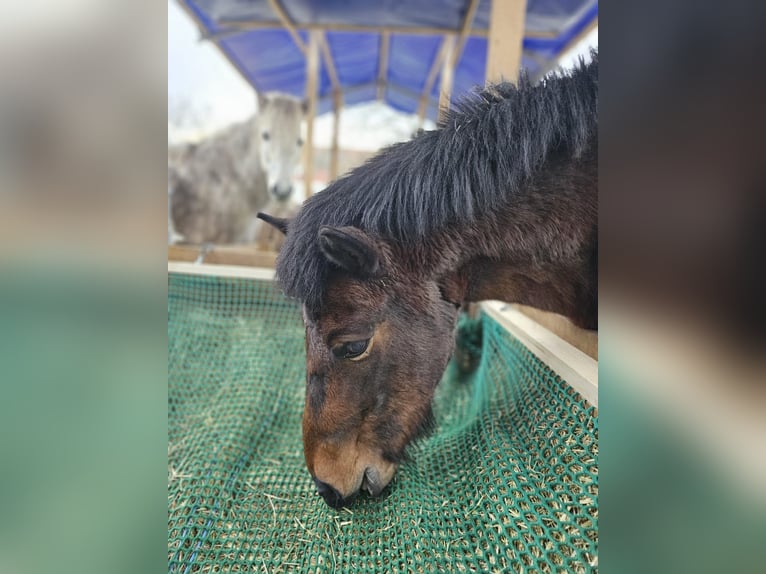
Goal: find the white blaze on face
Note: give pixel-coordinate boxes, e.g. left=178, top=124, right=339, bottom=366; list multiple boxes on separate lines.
left=256, top=94, right=305, bottom=199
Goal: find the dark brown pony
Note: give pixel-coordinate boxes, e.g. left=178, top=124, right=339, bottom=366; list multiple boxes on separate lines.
left=259, top=53, right=598, bottom=508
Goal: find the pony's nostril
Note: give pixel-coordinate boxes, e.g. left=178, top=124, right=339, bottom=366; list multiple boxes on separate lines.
left=361, top=467, right=383, bottom=496
left=313, top=476, right=348, bottom=508
left=313, top=476, right=338, bottom=498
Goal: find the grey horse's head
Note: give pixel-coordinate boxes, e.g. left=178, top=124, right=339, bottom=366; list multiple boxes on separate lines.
left=256, top=93, right=307, bottom=201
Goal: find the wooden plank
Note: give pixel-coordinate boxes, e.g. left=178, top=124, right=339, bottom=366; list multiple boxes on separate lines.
left=377, top=31, right=390, bottom=100
left=266, top=0, right=307, bottom=54
left=316, top=81, right=429, bottom=106
left=168, top=244, right=278, bottom=268
left=417, top=36, right=453, bottom=121
left=482, top=301, right=598, bottom=407
left=330, top=90, right=342, bottom=180
left=514, top=304, right=598, bottom=359
left=437, top=34, right=457, bottom=122
left=436, top=0, right=478, bottom=122
left=485, top=0, right=528, bottom=84
left=318, top=32, right=340, bottom=90
left=217, top=19, right=558, bottom=40
left=318, top=30, right=343, bottom=182
left=304, top=31, right=320, bottom=197
left=450, top=0, right=480, bottom=71
left=168, top=261, right=275, bottom=281
left=200, top=28, right=250, bottom=42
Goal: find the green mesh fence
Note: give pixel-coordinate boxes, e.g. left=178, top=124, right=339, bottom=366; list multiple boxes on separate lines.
left=168, top=272, right=598, bottom=573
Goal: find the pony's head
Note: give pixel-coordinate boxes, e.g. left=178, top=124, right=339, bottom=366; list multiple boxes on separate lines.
left=256, top=93, right=307, bottom=201
left=259, top=216, right=461, bottom=507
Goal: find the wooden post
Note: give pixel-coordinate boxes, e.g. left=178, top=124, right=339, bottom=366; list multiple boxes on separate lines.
left=485, top=0, right=528, bottom=84
left=218, top=19, right=557, bottom=40
left=416, top=0, right=479, bottom=126
left=304, top=31, right=320, bottom=197
left=437, top=34, right=456, bottom=123
left=417, top=36, right=451, bottom=124
left=451, top=0, right=481, bottom=72
left=330, top=89, right=342, bottom=180
left=316, top=32, right=343, bottom=182
left=377, top=32, right=390, bottom=101
left=266, top=0, right=307, bottom=53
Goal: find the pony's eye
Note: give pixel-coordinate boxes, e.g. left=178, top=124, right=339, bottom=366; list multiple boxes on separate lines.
left=262, top=132, right=270, bottom=141
left=297, top=138, right=304, bottom=147
left=333, top=339, right=370, bottom=360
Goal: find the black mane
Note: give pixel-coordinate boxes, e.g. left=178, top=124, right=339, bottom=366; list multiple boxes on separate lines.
left=276, top=52, right=598, bottom=311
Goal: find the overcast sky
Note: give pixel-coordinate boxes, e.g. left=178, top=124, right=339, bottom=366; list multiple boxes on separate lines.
left=168, top=0, right=597, bottom=147
left=168, top=0, right=256, bottom=136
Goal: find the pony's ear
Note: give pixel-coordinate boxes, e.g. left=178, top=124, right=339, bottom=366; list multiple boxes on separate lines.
left=318, top=226, right=382, bottom=278
left=300, top=99, right=309, bottom=115
left=256, top=212, right=289, bottom=235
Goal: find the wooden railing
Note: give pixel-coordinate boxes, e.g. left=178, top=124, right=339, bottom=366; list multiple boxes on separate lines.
left=168, top=244, right=278, bottom=268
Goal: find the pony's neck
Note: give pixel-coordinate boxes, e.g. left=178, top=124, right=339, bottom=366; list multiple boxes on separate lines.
left=457, top=249, right=597, bottom=330
left=431, top=149, right=598, bottom=330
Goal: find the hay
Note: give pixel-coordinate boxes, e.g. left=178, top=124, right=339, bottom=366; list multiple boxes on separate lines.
left=168, top=273, right=598, bottom=572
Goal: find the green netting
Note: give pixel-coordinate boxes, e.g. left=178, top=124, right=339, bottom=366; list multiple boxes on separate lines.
left=168, top=273, right=598, bottom=573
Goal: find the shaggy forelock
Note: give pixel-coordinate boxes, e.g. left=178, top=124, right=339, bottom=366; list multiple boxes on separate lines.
left=276, top=52, right=598, bottom=312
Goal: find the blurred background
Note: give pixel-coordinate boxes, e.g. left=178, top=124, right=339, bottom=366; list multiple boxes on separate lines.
left=166, top=0, right=597, bottom=253
left=168, top=0, right=597, bottom=177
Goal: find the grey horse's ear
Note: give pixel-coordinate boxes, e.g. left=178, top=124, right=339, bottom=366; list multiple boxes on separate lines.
left=318, top=226, right=382, bottom=278
left=256, top=212, right=289, bottom=235
left=301, top=99, right=309, bottom=115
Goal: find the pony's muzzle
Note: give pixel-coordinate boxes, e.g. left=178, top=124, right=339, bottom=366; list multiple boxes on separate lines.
left=310, top=461, right=397, bottom=508
left=306, top=436, right=399, bottom=507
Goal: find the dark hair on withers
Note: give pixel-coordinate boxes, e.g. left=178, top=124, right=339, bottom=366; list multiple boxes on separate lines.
left=276, top=52, right=598, bottom=312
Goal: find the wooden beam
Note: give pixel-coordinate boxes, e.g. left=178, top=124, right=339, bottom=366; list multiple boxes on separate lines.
left=514, top=305, right=598, bottom=359
left=434, top=0, right=479, bottom=123
left=377, top=31, right=390, bottom=100
left=200, top=27, right=248, bottom=43
left=482, top=301, right=598, bottom=407
left=168, top=244, right=278, bottom=268
left=218, top=19, right=558, bottom=40
left=485, top=0, right=528, bottom=84
left=437, top=34, right=457, bottom=123
left=169, top=261, right=276, bottom=281
left=330, top=90, right=342, bottom=180
left=313, top=81, right=434, bottom=109
left=342, top=81, right=426, bottom=103
left=304, top=31, right=320, bottom=197
left=417, top=35, right=453, bottom=121
left=449, top=0, right=480, bottom=71
left=266, top=0, right=307, bottom=54
left=318, top=31, right=343, bottom=182
left=318, top=32, right=340, bottom=91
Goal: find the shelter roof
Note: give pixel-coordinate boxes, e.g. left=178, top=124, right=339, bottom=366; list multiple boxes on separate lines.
left=181, top=0, right=597, bottom=120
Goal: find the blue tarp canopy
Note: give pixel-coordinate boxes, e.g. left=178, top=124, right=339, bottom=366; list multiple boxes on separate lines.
left=180, top=0, right=597, bottom=120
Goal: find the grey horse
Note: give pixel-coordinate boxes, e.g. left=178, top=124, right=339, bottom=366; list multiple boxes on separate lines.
left=168, top=93, right=306, bottom=245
